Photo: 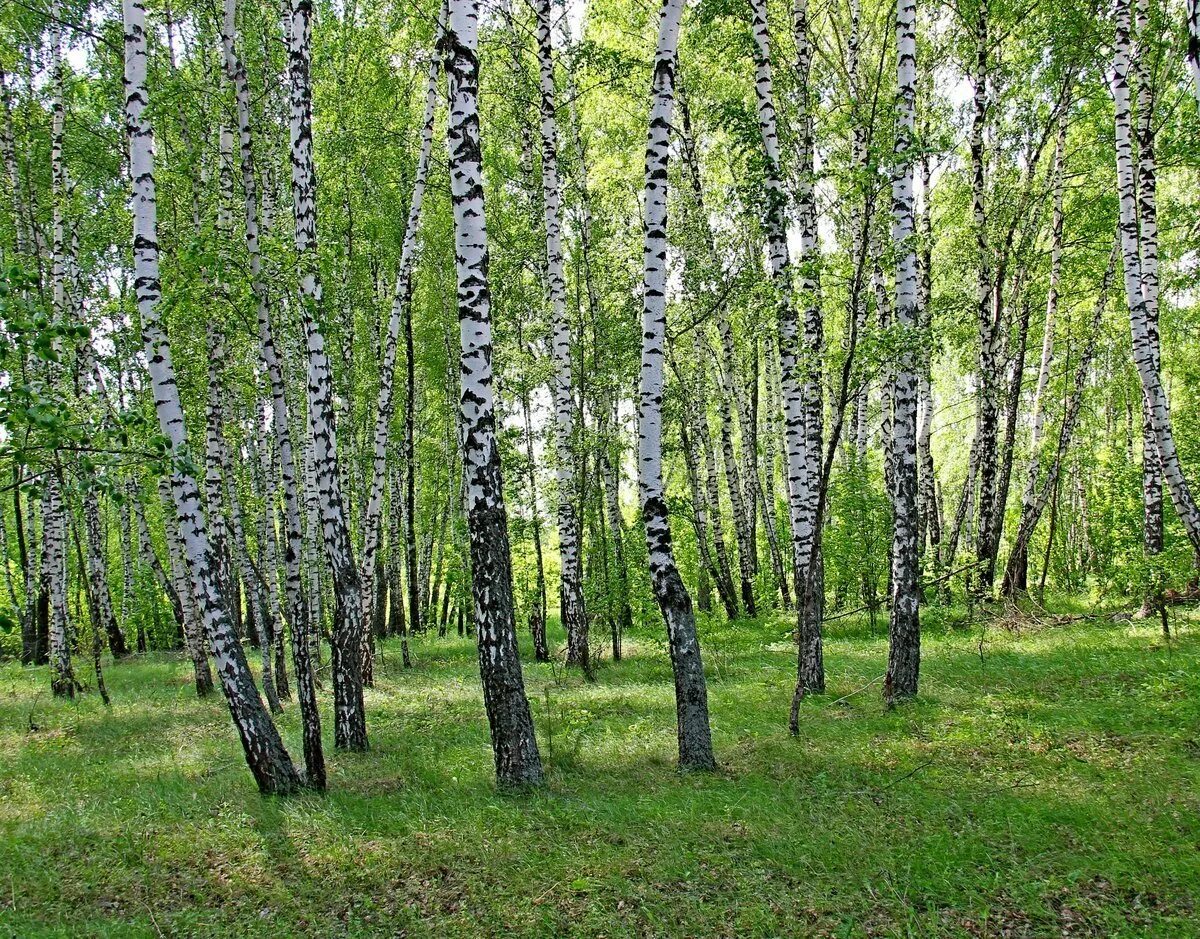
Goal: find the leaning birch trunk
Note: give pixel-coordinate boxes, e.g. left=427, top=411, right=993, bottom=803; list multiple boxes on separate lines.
left=221, top=0, right=321, bottom=781
left=886, top=0, right=921, bottom=703
left=1133, top=0, right=1163, bottom=555
left=1007, top=111, right=1066, bottom=594
left=443, top=0, right=544, bottom=787
left=1004, top=244, right=1117, bottom=594
left=676, top=93, right=755, bottom=616
left=123, top=0, right=300, bottom=794
left=360, top=32, right=441, bottom=677
left=638, top=0, right=716, bottom=771
left=534, top=0, right=587, bottom=667
left=286, top=0, right=367, bottom=751
left=133, top=489, right=188, bottom=651
left=1111, top=0, right=1200, bottom=555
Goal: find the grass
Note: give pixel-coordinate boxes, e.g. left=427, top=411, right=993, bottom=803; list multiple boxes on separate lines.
left=2, top=603, right=1199, bottom=937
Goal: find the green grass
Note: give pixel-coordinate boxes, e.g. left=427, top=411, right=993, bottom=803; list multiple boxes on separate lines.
left=2, top=605, right=1199, bottom=937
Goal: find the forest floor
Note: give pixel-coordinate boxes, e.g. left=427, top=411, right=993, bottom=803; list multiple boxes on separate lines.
left=2, top=601, right=1199, bottom=937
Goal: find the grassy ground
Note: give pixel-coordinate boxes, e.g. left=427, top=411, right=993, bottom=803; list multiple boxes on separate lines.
left=1, top=603, right=1199, bottom=937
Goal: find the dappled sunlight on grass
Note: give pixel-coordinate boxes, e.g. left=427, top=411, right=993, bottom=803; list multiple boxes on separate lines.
left=2, top=609, right=1199, bottom=935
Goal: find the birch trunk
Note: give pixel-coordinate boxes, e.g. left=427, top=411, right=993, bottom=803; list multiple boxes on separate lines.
left=638, top=0, right=716, bottom=771
left=1004, top=245, right=1116, bottom=594
left=221, top=0, right=321, bottom=779
left=286, top=0, right=367, bottom=751
left=784, top=0, right=826, bottom=719
left=44, top=475, right=75, bottom=698
left=970, top=1, right=1002, bottom=595
left=83, top=490, right=128, bottom=659
left=360, top=24, right=441, bottom=677
left=916, top=153, right=939, bottom=561
left=533, top=0, right=588, bottom=667
left=124, top=0, right=300, bottom=793
left=1133, top=0, right=1163, bottom=555
left=519, top=375, right=550, bottom=661
left=444, top=0, right=543, bottom=787
left=886, top=0, right=921, bottom=702
left=1111, top=0, right=1200, bottom=554
left=1008, top=113, right=1066, bottom=592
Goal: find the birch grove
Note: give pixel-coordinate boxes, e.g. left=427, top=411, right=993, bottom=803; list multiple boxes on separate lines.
left=0, top=0, right=1198, bottom=801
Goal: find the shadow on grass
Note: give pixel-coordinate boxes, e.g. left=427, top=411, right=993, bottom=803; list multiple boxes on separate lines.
left=1, top=612, right=1198, bottom=936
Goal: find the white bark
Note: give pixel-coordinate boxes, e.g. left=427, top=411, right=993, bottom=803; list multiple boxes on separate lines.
left=44, top=475, right=74, bottom=697
left=123, top=0, right=300, bottom=794
left=1017, top=112, right=1066, bottom=550
left=444, top=0, right=543, bottom=786
left=637, top=0, right=715, bottom=771
left=360, top=28, right=441, bottom=659
left=1133, top=0, right=1163, bottom=552
left=535, top=0, right=587, bottom=665
left=887, top=0, right=920, bottom=701
left=286, top=0, right=367, bottom=750
left=1111, top=0, right=1200, bottom=554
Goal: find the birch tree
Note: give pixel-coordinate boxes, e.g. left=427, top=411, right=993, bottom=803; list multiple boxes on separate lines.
left=444, top=0, right=544, bottom=787
left=123, top=0, right=301, bottom=794
left=44, top=474, right=75, bottom=698
left=1133, top=0, right=1162, bottom=556
left=535, top=0, right=587, bottom=667
left=886, top=0, right=921, bottom=702
left=286, top=0, right=368, bottom=751
left=638, top=0, right=715, bottom=771
left=361, top=32, right=441, bottom=673
left=219, top=0, right=323, bottom=784
left=1111, top=0, right=1200, bottom=556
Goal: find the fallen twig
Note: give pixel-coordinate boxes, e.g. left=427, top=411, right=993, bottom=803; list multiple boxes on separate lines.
left=832, top=673, right=886, bottom=707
